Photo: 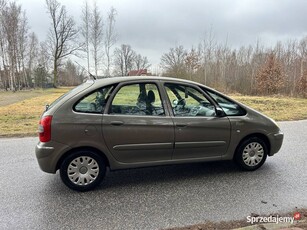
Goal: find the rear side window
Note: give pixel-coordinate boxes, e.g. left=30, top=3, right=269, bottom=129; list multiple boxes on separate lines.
left=47, top=81, right=94, bottom=111
left=110, top=83, right=165, bottom=116
left=206, top=89, right=246, bottom=116
left=74, top=85, right=114, bottom=113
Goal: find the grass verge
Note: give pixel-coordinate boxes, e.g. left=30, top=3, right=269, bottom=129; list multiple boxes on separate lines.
left=0, top=88, right=306, bottom=137
left=0, top=88, right=71, bottom=137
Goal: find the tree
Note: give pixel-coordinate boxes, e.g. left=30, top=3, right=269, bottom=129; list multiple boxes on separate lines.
left=185, top=48, right=201, bottom=80
left=33, top=64, right=48, bottom=88
left=134, top=54, right=151, bottom=70
left=297, top=70, right=307, bottom=98
left=113, top=44, right=136, bottom=76
left=46, top=0, right=80, bottom=87
left=160, top=45, right=187, bottom=78
left=104, top=7, right=117, bottom=76
left=256, top=53, right=285, bottom=95
left=26, top=32, right=39, bottom=87
left=81, top=0, right=90, bottom=72
left=90, top=1, right=103, bottom=77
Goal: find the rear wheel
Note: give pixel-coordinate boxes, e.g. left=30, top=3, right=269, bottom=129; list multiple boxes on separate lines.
left=60, top=150, right=106, bottom=191
left=234, top=137, right=268, bottom=171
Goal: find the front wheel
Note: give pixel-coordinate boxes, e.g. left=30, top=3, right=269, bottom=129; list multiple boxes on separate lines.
left=234, top=137, right=268, bottom=171
left=60, top=150, right=106, bottom=191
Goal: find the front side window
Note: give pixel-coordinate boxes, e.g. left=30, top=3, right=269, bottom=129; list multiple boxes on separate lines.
left=165, top=83, right=216, bottom=117
left=74, top=85, right=114, bottom=113
left=110, top=83, right=164, bottom=116
left=206, top=89, right=246, bottom=116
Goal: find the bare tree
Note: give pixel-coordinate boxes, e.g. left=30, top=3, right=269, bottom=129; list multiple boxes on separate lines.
left=104, top=7, right=117, bottom=76
left=81, top=0, right=90, bottom=72
left=160, top=45, right=187, bottom=78
left=134, top=54, right=151, bottom=70
left=46, top=0, right=80, bottom=87
left=113, top=44, right=136, bottom=76
left=1, top=1, right=22, bottom=91
left=185, top=48, right=201, bottom=80
left=90, top=1, right=103, bottom=77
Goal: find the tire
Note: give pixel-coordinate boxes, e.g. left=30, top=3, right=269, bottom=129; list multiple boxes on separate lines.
left=234, top=137, right=268, bottom=171
left=60, top=150, right=106, bottom=192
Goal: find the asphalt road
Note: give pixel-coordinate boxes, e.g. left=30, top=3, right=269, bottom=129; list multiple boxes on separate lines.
left=0, top=120, right=306, bottom=230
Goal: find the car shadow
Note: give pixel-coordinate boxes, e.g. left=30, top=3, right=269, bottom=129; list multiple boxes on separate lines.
left=98, top=160, right=243, bottom=190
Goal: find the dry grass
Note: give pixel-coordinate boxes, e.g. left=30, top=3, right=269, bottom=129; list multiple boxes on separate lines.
left=0, top=88, right=71, bottom=137
left=0, top=88, right=306, bottom=137
left=232, top=95, right=307, bottom=121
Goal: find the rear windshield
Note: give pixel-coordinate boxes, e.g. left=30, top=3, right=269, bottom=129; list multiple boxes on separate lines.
left=47, top=81, right=94, bottom=111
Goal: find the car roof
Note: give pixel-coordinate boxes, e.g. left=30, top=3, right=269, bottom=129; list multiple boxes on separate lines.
left=91, top=76, right=203, bottom=87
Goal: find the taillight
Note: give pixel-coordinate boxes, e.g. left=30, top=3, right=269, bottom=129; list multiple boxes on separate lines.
left=38, top=115, right=53, bottom=142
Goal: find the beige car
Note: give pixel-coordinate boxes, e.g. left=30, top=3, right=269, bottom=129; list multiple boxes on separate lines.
left=36, top=76, right=284, bottom=191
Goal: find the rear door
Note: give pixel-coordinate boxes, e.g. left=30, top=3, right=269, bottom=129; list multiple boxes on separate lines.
left=163, top=82, right=231, bottom=160
left=102, top=81, right=174, bottom=163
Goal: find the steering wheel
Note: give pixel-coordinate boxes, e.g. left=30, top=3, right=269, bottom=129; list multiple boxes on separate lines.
left=175, top=98, right=186, bottom=108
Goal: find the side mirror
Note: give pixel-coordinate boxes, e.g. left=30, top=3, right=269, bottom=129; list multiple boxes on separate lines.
left=216, top=107, right=225, bottom=117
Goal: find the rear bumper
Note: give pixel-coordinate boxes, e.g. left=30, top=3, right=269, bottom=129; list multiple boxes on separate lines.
left=35, top=141, right=70, bottom=173
left=267, top=131, right=284, bottom=156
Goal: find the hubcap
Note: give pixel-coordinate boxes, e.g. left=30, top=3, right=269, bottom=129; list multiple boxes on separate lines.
left=242, top=142, right=264, bottom=167
left=67, top=156, right=99, bottom=186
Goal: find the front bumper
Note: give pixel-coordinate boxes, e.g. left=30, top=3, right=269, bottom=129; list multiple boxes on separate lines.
left=267, top=131, right=284, bottom=156
left=35, top=141, right=70, bottom=173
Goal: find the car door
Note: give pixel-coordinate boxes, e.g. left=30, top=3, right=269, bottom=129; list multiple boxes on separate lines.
left=164, top=82, right=231, bottom=160
left=102, top=81, right=174, bottom=163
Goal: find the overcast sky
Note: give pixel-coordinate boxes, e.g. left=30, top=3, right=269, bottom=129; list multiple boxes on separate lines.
left=21, top=0, right=307, bottom=67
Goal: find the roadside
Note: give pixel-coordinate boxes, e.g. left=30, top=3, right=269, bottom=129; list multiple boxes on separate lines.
left=0, top=87, right=71, bottom=137
left=165, top=208, right=307, bottom=230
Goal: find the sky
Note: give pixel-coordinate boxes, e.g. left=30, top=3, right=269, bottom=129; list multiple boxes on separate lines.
left=20, top=0, right=307, bottom=68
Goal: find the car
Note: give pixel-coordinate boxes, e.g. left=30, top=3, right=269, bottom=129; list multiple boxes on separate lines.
left=35, top=76, right=284, bottom=191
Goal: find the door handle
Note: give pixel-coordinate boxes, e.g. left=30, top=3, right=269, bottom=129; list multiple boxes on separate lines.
left=110, top=121, right=124, bottom=126
left=176, top=123, right=187, bottom=128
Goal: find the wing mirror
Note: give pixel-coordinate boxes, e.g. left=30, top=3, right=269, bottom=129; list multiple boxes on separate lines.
left=216, top=107, right=225, bottom=117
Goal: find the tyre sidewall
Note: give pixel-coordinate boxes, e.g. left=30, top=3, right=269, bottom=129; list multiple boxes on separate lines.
left=235, top=137, right=268, bottom=171
left=60, top=150, right=106, bottom=192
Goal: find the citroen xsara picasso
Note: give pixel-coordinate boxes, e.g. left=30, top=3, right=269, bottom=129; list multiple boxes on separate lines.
left=36, top=76, right=284, bottom=191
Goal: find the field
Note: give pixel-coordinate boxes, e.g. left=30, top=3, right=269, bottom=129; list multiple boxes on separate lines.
left=0, top=87, right=306, bottom=137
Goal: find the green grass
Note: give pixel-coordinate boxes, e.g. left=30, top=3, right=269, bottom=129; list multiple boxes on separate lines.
left=0, top=87, right=306, bottom=137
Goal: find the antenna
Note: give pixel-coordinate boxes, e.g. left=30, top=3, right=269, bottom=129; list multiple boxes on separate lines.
left=74, top=61, right=97, bottom=80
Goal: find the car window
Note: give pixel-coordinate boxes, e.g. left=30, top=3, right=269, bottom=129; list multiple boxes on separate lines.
left=205, top=89, right=246, bottom=116
left=74, top=85, right=114, bottom=113
left=110, top=83, right=164, bottom=116
left=47, top=81, right=94, bottom=111
left=165, top=83, right=216, bottom=117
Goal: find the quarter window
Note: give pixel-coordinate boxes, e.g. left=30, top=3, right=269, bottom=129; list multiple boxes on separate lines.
left=110, top=83, right=165, bottom=116
left=206, top=89, right=246, bottom=116
left=74, top=85, right=114, bottom=113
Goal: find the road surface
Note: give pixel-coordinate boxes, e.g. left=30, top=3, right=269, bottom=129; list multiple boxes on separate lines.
left=0, top=120, right=306, bottom=229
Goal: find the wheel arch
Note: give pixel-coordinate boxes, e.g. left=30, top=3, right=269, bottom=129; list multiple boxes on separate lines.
left=235, top=133, right=271, bottom=157
left=56, top=146, right=110, bottom=171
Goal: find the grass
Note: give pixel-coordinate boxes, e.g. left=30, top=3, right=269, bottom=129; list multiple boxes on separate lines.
left=0, top=88, right=72, bottom=137
left=0, top=87, right=306, bottom=137
left=232, top=95, right=307, bottom=121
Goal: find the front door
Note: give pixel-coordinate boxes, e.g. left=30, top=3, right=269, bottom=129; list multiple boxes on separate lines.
left=102, top=82, right=174, bottom=163
left=164, top=83, right=231, bottom=160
